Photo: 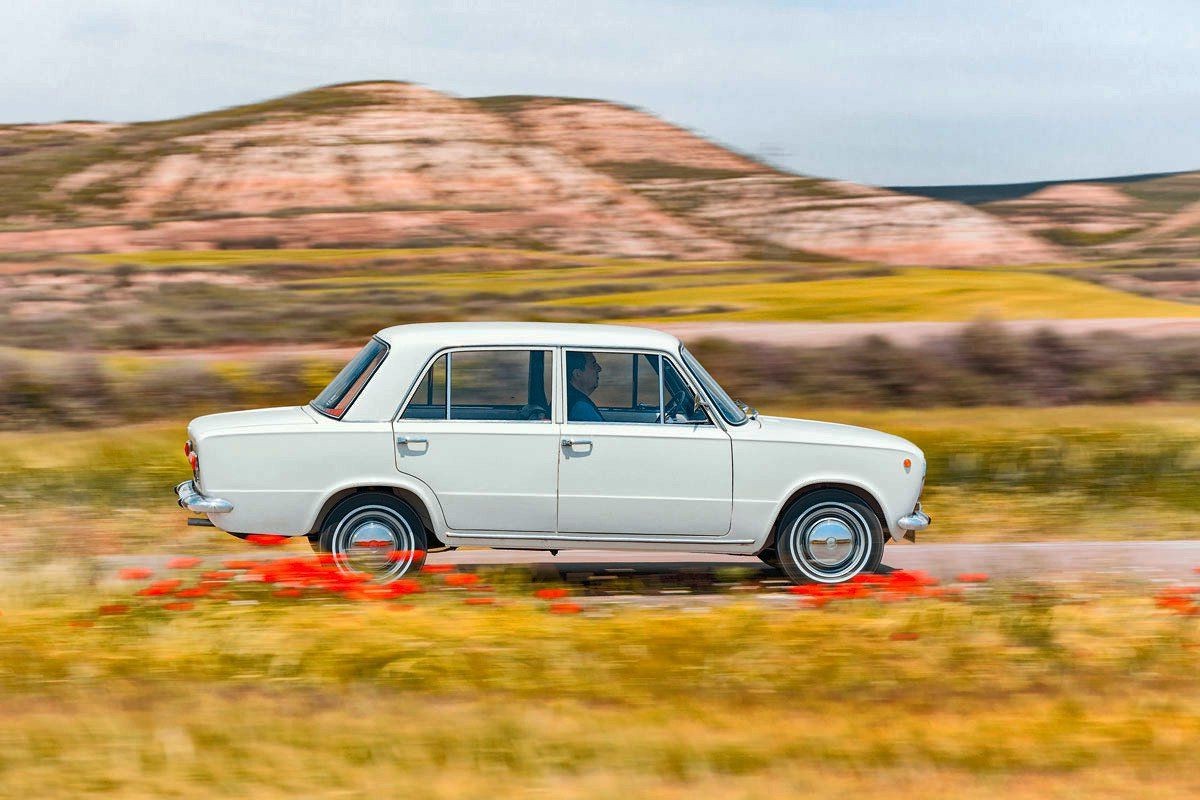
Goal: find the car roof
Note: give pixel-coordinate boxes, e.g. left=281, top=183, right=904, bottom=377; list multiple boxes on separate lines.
left=374, top=321, right=681, bottom=351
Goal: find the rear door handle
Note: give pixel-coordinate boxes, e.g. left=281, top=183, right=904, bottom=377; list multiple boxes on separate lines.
left=561, top=438, right=592, bottom=448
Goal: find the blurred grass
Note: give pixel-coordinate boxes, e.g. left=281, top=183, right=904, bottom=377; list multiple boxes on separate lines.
left=1, top=405, right=1197, bottom=551
left=8, top=251, right=1199, bottom=353
left=1, top=575, right=1199, bottom=797
left=547, top=267, right=1200, bottom=322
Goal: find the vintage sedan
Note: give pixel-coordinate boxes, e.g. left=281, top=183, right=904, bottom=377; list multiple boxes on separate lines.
left=175, top=322, right=930, bottom=584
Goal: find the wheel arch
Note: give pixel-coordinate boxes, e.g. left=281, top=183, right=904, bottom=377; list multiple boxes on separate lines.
left=307, top=484, right=444, bottom=548
left=761, top=480, right=888, bottom=554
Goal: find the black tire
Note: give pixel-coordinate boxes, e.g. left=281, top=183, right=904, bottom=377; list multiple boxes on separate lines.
left=775, top=490, right=884, bottom=585
left=316, top=492, right=428, bottom=582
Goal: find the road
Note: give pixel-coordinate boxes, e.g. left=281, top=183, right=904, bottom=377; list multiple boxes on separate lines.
left=431, top=542, right=1200, bottom=582
left=100, top=541, right=1200, bottom=586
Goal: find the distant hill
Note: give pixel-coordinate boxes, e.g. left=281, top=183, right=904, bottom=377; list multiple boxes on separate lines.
left=0, top=81, right=1058, bottom=265
left=891, top=171, right=1194, bottom=205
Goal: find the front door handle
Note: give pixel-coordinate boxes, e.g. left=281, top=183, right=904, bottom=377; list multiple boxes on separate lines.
left=561, top=438, right=592, bottom=448
left=397, top=435, right=428, bottom=446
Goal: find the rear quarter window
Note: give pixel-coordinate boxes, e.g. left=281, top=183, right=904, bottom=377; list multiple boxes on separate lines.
left=311, top=338, right=389, bottom=419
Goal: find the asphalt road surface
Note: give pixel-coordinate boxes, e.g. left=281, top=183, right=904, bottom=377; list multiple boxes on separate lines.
left=100, top=541, right=1200, bottom=586
left=432, top=542, right=1200, bottom=583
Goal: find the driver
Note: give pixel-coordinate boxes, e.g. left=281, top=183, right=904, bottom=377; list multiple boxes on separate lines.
left=566, top=351, right=604, bottom=422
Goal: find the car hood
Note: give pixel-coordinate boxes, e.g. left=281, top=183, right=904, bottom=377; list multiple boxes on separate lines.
left=749, top=415, right=922, bottom=458
left=188, top=406, right=317, bottom=439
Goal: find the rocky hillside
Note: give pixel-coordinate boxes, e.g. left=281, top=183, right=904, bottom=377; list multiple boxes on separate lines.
left=978, top=171, right=1200, bottom=257
left=0, top=81, right=1057, bottom=265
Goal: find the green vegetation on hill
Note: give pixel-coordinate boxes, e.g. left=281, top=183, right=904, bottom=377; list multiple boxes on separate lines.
left=0, top=86, right=384, bottom=222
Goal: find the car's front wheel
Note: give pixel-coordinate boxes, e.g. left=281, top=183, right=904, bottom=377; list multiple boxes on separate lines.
left=317, top=493, right=428, bottom=582
left=776, top=490, right=884, bottom=584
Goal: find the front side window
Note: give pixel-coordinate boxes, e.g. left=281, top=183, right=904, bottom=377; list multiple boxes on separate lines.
left=565, top=350, right=712, bottom=425
left=311, top=338, right=389, bottom=419
left=402, top=349, right=552, bottom=421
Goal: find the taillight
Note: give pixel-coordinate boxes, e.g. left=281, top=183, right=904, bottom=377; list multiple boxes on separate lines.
left=188, top=451, right=199, bottom=470
left=184, top=441, right=193, bottom=457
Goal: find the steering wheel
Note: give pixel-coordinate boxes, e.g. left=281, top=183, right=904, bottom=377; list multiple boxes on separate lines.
left=518, top=403, right=550, bottom=421
left=659, top=392, right=693, bottom=423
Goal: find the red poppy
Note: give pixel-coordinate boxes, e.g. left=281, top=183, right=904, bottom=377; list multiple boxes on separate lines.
left=273, top=588, right=303, bottom=599
left=890, top=631, right=920, bottom=641
left=548, top=601, right=583, bottom=614
left=222, top=560, right=260, bottom=571
left=246, top=534, right=288, bottom=547
left=167, top=557, right=202, bottom=570
left=118, top=567, right=153, bottom=581
left=444, top=573, right=480, bottom=587
left=175, top=586, right=210, bottom=598
left=163, top=601, right=194, bottom=612
left=465, top=597, right=495, bottom=605
left=98, top=604, right=129, bottom=615
left=955, top=573, right=989, bottom=583
left=201, top=570, right=235, bottom=581
left=534, top=588, right=569, bottom=600
left=135, top=579, right=182, bottom=597
left=387, top=549, right=426, bottom=562
left=387, top=579, right=421, bottom=597
left=421, top=564, right=454, bottom=574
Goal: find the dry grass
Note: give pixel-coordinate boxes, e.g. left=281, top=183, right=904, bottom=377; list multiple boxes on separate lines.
left=1, top=567, right=1199, bottom=798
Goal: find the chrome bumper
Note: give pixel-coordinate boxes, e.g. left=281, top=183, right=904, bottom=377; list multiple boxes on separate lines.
left=895, top=503, right=931, bottom=542
left=175, top=480, right=233, bottom=514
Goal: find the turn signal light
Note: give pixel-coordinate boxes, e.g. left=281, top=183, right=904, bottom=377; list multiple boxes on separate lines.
left=184, top=440, right=192, bottom=457
left=903, top=458, right=912, bottom=471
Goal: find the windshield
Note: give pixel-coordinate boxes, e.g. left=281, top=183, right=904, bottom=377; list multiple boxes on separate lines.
left=311, top=338, right=388, bottom=419
left=680, top=346, right=747, bottom=425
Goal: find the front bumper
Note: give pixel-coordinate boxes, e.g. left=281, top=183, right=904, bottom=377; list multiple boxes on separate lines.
left=174, top=480, right=234, bottom=514
left=895, top=503, right=931, bottom=542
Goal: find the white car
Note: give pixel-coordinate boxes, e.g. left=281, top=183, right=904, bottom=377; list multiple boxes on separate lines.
left=175, top=322, right=929, bottom=584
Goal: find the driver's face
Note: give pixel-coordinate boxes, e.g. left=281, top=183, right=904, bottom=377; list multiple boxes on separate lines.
left=576, top=353, right=601, bottom=394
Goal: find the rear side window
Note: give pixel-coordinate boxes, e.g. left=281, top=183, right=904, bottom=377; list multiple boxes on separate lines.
left=311, top=338, right=389, bottom=419
left=402, top=349, right=552, bottom=421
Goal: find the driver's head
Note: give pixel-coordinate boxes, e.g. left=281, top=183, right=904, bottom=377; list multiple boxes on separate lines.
left=567, top=351, right=601, bottom=395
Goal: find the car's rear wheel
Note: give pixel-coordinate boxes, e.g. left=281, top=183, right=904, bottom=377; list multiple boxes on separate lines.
left=317, top=493, right=428, bottom=582
left=776, top=490, right=884, bottom=584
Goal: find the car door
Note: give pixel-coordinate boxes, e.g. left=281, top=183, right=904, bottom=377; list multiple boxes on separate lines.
left=556, top=349, right=733, bottom=536
left=392, top=348, right=560, bottom=533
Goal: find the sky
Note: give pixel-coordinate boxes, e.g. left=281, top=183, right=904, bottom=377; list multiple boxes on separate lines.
left=2, top=0, right=1198, bottom=186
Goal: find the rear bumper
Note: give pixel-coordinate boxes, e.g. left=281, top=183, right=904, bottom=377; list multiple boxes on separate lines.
left=174, top=480, right=234, bottom=514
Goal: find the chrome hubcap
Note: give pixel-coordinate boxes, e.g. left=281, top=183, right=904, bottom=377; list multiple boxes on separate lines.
left=331, top=506, right=418, bottom=581
left=805, top=517, right=854, bottom=566
left=787, top=502, right=872, bottom=583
